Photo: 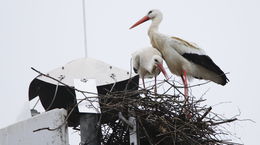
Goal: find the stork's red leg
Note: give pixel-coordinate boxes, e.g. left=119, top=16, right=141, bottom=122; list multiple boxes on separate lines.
left=181, top=70, right=192, bottom=119
left=181, top=75, right=186, bottom=96
left=181, top=70, right=188, bottom=98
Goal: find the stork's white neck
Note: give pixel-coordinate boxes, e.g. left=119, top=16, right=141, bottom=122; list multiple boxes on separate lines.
left=147, top=16, right=163, bottom=51
left=148, top=16, right=162, bottom=37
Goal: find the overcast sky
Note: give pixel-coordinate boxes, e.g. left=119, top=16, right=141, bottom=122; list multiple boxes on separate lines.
left=0, top=0, right=259, bottom=144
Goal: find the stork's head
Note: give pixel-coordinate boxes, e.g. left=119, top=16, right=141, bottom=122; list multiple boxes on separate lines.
left=149, top=55, right=169, bottom=80
left=130, top=9, right=163, bottom=29
left=147, top=9, right=162, bottom=19
left=152, top=55, right=163, bottom=67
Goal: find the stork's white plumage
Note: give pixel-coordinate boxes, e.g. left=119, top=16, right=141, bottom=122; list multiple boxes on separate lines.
left=130, top=9, right=229, bottom=96
left=132, top=47, right=168, bottom=92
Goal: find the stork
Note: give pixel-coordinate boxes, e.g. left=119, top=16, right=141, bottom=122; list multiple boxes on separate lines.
left=132, top=47, right=169, bottom=93
left=130, top=9, right=229, bottom=97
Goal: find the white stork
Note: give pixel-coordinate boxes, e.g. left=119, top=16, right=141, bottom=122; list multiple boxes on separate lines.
left=132, top=47, right=169, bottom=93
left=130, top=9, right=229, bottom=97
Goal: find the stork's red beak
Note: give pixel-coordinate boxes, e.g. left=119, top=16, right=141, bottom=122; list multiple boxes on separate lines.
left=156, top=63, right=169, bottom=80
left=129, top=16, right=150, bottom=29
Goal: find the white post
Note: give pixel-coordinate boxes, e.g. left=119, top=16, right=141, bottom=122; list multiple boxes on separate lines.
left=82, top=0, right=88, bottom=58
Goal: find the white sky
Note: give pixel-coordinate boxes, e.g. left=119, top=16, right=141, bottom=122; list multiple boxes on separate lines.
left=0, top=0, right=260, bottom=144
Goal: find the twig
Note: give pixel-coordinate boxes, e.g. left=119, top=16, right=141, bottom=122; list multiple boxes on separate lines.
left=197, top=106, right=212, bottom=122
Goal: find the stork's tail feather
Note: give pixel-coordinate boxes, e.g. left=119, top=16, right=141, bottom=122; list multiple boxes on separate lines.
left=218, top=73, right=229, bottom=86
left=182, top=53, right=229, bottom=86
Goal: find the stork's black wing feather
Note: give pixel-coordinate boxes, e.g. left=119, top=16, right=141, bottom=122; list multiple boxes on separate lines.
left=182, top=53, right=229, bottom=85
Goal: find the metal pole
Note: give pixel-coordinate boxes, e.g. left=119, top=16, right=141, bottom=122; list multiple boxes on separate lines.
left=80, top=113, right=101, bottom=145
left=119, top=112, right=140, bottom=145
left=82, top=0, right=88, bottom=58
left=129, top=117, right=140, bottom=145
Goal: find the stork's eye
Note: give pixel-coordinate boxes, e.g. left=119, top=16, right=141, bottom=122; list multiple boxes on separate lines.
left=148, top=10, right=153, bottom=15
left=154, top=59, right=158, bottom=62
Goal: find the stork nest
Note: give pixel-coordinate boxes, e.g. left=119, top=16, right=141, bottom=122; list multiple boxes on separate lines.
left=30, top=67, right=240, bottom=145
left=98, top=81, right=239, bottom=145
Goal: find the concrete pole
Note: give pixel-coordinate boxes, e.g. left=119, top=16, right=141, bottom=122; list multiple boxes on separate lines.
left=80, top=113, right=101, bottom=145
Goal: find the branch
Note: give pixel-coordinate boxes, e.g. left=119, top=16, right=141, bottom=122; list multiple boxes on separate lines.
left=211, top=118, right=238, bottom=126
